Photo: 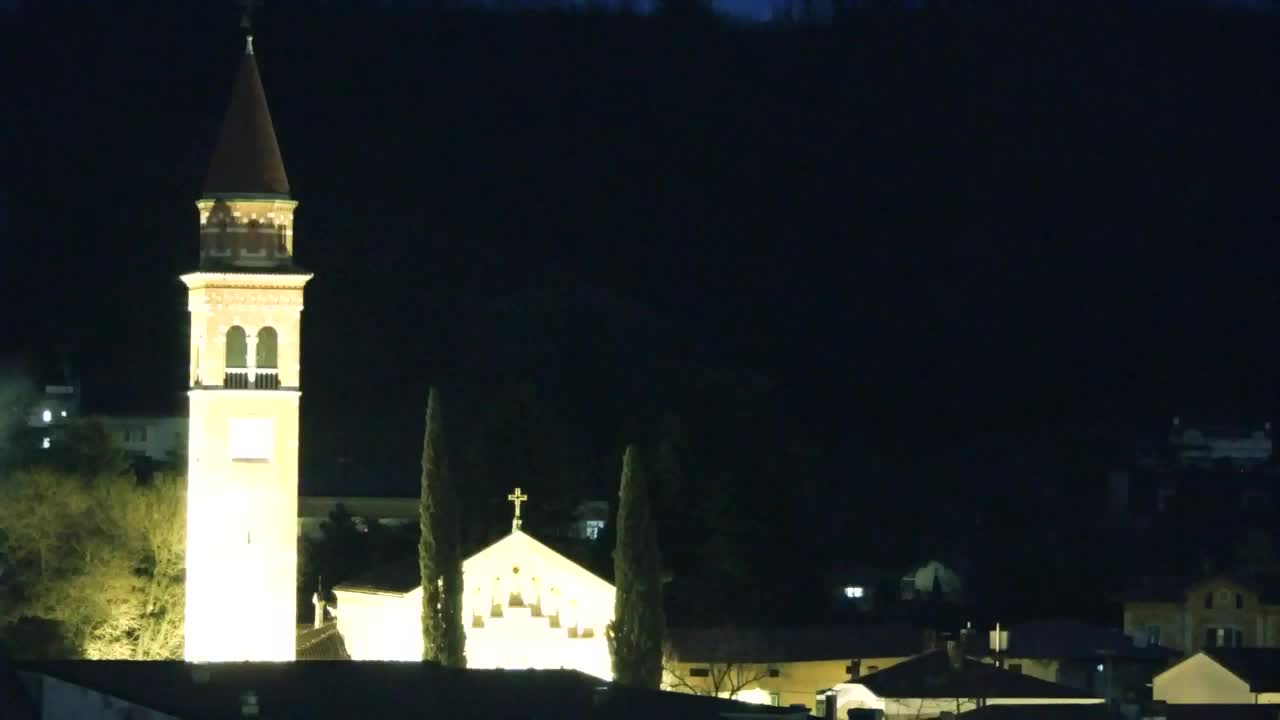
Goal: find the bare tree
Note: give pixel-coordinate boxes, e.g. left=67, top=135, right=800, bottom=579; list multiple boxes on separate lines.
left=0, top=470, right=185, bottom=659
left=663, top=626, right=776, bottom=700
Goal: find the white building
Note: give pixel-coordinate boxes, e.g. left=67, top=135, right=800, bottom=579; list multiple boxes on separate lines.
left=333, top=493, right=615, bottom=680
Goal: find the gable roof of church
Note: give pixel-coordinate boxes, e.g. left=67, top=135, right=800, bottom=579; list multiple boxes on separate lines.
left=334, top=530, right=612, bottom=596
left=203, top=38, right=290, bottom=198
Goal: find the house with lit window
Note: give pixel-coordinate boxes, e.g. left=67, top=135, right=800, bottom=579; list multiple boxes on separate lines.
left=1123, top=575, right=1280, bottom=653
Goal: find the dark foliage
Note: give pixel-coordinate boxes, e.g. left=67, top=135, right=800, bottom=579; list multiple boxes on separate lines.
left=610, top=444, right=665, bottom=688
left=419, top=386, right=465, bottom=666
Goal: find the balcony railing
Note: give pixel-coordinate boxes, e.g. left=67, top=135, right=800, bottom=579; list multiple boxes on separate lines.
left=223, top=368, right=281, bottom=390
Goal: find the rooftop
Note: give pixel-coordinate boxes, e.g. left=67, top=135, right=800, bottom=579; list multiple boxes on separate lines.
left=854, top=650, right=1099, bottom=700
left=15, top=661, right=810, bottom=720
left=203, top=39, right=290, bottom=198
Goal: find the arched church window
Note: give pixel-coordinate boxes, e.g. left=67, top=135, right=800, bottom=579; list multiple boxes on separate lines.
left=225, top=326, right=248, bottom=368
left=256, top=327, right=278, bottom=369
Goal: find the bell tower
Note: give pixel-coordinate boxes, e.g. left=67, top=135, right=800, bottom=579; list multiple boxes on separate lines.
left=182, top=34, right=310, bottom=662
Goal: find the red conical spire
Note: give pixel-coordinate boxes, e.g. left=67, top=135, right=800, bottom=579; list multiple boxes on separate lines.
left=203, top=36, right=290, bottom=198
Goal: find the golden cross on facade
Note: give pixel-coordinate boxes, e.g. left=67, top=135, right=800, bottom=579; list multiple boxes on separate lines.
left=507, top=487, right=528, bottom=532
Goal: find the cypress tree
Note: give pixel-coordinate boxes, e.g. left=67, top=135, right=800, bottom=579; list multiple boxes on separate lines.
left=419, top=386, right=465, bottom=666
left=608, top=443, right=665, bottom=687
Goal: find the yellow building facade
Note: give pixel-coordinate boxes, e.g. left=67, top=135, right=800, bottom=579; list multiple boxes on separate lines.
left=1124, top=575, right=1280, bottom=654
left=662, top=624, right=938, bottom=709
left=183, top=37, right=311, bottom=662
left=663, top=656, right=914, bottom=709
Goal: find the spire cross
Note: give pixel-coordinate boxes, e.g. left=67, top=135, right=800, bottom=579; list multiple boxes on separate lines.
left=240, top=0, right=260, bottom=54
left=507, top=487, right=528, bottom=532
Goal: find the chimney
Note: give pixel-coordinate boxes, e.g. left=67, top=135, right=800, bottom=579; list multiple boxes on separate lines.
left=945, top=640, right=963, bottom=672
left=312, top=592, right=326, bottom=629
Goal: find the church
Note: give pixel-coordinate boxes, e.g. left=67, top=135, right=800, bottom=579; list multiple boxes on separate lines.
left=182, top=35, right=617, bottom=675
left=332, top=489, right=616, bottom=680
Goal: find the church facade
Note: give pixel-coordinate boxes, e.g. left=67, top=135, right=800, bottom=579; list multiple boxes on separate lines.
left=334, top=494, right=616, bottom=680
left=183, top=35, right=310, bottom=662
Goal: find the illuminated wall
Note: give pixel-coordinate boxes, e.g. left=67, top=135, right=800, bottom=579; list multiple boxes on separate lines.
left=664, top=656, right=913, bottom=710
left=183, top=268, right=310, bottom=662
left=334, top=531, right=615, bottom=679
left=1153, top=653, right=1253, bottom=704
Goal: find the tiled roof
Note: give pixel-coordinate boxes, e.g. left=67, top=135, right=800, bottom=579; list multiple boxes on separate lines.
left=958, top=705, right=1111, bottom=720
left=668, top=624, right=933, bottom=664
left=16, top=661, right=810, bottom=720
left=1206, top=648, right=1280, bottom=692
left=297, top=623, right=350, bottom=661
left=856, top=651, right=1099, bottom=700
left=203, top=43, right=290, bottom=198
left=1122, top=574, right=1280, bottom=604
left=994, top=620, right=1176, bottom=661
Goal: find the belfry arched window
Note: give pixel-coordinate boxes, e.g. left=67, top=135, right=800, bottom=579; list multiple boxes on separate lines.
left=256, top=327, right=278, bottom=369
left=225, top=326, right=248, bottom=368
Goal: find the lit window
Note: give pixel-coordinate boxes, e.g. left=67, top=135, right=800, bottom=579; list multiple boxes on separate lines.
left=845, top=585, right=865, bottom=599
left=228, top=418, right=274, bottom=461
left=60, top=410, right=67, bottom=417
left=41, top=437, right=50, bottom=449
left=585, top=520, right=605, bottom=540
left=41, top=409, right=51, bottom=423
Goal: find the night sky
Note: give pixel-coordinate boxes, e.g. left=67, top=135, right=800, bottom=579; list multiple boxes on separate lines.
left=2, top=0, right=1278, bottom=622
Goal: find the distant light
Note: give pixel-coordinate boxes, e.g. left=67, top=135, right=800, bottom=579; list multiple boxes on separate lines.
left=845, top=585, right=864, bottom=599
left=60, top=410, right=67, bottom=417
left=1097, top=663, right=1104, bottom=672
left=41, top=437, right=51, bottom=449
left=41, top=409, right=51, bottom=423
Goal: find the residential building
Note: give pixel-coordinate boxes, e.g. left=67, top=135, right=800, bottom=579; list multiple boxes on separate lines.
left=93, top=415, right=184, bottom=464
left=1123, top=576, right=1280, bottom=654
left=819, top=644, right=1102, bottom=719
left=665, top=623, right=936, bottom=710
left=978, top=620, right=1176, bottom=708
left=1152, top=648, right=1280, bottom=705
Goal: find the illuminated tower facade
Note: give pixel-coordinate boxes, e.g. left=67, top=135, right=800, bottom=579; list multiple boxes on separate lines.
left=182, top=36, right=310, bottom=661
